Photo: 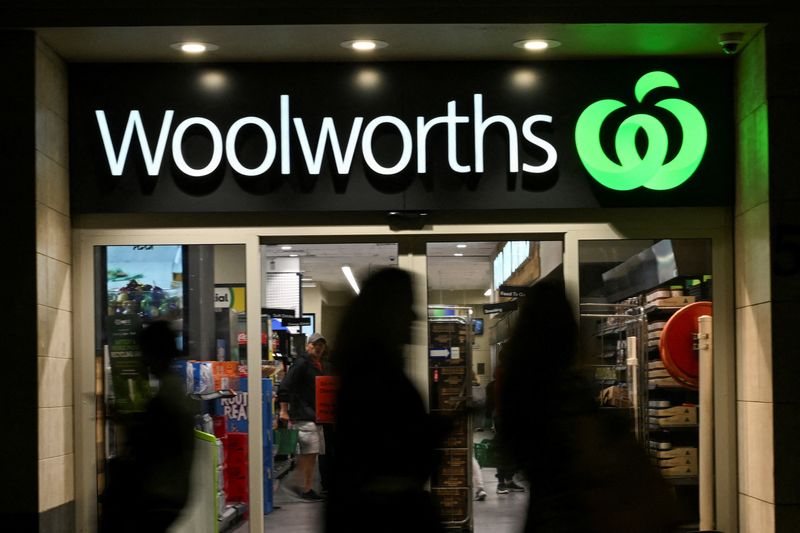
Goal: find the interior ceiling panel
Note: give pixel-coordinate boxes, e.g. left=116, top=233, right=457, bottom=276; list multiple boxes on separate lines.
left=263, top=241, right=500, bottom=291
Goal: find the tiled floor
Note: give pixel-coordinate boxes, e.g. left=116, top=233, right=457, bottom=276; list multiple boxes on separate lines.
left=231, top=429, right=528, bottom=533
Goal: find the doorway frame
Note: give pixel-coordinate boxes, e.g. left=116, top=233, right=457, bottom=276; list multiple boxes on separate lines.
left=72, top=206, right=735, bottom=533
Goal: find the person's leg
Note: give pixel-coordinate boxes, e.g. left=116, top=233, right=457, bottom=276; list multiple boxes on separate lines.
left=496, top=464, right=513, bottom=493
left=297, top=452, right=318, bottom=492
left=318, top=423, right=332, bottom=492
left=472, top=455, right=487, bottom=500
left=295, top=421, right=324, bottom=498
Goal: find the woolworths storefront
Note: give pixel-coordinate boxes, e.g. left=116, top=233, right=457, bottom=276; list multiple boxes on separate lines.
left=61, top=57, right=745, bottom=533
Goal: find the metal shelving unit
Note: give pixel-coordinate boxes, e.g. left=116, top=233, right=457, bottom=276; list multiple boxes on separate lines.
left=428, top=307, right=474, bottom=532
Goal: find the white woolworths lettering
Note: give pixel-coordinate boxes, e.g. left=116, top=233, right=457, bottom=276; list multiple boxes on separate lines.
left=474, top=93, right=519, bottom=173
left=361, top=116, right=413, bottom=175
left=226, top=117, right=277, bottom=176
left=416, top=100, right=471, bottom=173
left=294, top=116, right=363, bottom=174
left=95, top=94, right=558, bottom=178
left=96, top=110, right=174, bottom=176
left=172, top=117, right=224, bottom=177
left=522, top=115, right=558, bottom=173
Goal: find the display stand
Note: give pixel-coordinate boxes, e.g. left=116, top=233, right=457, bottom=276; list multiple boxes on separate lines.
left=170, top=430, right=221, bottom=533
left=428, top=306, right=473, bottom=532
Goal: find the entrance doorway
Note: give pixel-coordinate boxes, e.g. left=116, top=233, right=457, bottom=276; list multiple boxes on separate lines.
left=73, top=215, right=734, bottom=533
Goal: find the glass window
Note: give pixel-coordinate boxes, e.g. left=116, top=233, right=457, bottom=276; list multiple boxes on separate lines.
left=578, top=238, right=712, bottom=529
left=96, top=244, right=251, bottom=532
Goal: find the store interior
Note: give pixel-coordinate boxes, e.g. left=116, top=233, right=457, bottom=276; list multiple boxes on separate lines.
left=96, top=236, right=712, bottom=532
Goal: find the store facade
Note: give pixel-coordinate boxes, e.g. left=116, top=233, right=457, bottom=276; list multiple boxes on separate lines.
left=3, top=4, right=798, bottom=533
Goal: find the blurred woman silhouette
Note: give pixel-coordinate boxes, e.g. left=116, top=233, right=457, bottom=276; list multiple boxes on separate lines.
left=325, top=268, right=444, bottom=533
left=102, top=320, right=195, bottom=533
left=498, top=280, right=680, bottom=533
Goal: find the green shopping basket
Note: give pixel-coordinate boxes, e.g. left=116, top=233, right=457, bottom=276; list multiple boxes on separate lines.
left=274, top=427, right=299, bottom=455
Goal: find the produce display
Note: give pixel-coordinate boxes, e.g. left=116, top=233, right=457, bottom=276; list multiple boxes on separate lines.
left=107, top=276, right=182, bottom=321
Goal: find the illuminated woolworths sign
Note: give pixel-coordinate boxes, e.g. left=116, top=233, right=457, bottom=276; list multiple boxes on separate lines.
left=575, top=71, right=707, bottom=191
left=95, top=94, right=557, bottom=178
left=69, top=62, right=732, bottom=213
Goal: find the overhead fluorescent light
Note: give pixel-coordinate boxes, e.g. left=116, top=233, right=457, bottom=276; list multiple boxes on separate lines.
left=342, top=265, right=360, bottom=295
left=281, top=246, right=292, bottom=250
left=457, top=244, right=467, bottom=248
left=453, top=253, right=464, bottom=257
left=484, top=288, right=492, bottom=296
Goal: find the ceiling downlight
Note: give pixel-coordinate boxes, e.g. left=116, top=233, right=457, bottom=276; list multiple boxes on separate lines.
left=170, top=42, right=220, bottom=54
left=340, top=39, right=388, bottom=51
left=513, top=39, right=561, bottom=51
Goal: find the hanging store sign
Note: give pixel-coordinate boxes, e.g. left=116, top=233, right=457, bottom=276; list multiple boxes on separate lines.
left=281, top=317, right=311, bottom=327
left=69, top=61, right=733, bottom=214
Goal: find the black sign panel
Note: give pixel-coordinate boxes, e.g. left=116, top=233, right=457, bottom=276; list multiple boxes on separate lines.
left=498, top=284, right=531, bottom=298
left=69, top=60, right=733, bottom=214
left=281, top=317, right=312, bottom=327
left=483, top=301, right=519, bottom=314
left=263, top=307, right=295, bottom=319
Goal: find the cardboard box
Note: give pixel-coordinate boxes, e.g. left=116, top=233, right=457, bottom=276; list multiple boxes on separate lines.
left=651, top=295, right=697, bottom=308
left=658, top=455, right=697, bottom=468
left=648, top=405, right=698, bottom=426
left=660, top=463, right=698, bottom=477
left=654, top=447, right=698, bottom=460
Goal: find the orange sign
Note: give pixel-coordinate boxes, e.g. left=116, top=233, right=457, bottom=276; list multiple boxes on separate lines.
left=315, top=376, right=340, bottom=424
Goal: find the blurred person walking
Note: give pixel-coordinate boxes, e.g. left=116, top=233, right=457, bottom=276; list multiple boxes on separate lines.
left=101, top=320, right=196, bottom=533
left=497, top=280, right=681, bottom=533
left=490, top=346, right=525, bottom=494
left=325, top=268, right=445, bottom=533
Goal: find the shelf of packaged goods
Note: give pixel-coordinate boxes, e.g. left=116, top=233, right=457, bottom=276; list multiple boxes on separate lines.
left=647, top=424, right=699, bottom=430
left=644, top=304, right=686, bottom=315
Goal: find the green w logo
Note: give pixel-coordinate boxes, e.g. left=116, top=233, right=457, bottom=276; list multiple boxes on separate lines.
left=575, top=71, right=707, bottom=191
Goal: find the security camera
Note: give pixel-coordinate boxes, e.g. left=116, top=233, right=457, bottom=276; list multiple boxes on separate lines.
left=718, top=32, right=744, bottom=55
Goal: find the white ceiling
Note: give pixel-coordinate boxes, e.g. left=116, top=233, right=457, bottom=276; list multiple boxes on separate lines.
left=37, top=23, right=763, bottom=62
left=263, top=241, right=501, bottom=292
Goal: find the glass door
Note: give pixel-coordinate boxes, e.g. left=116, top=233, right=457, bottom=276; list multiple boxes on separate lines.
left=425, top=238, right=564, bottom=533
left=92, top=243, right=252, bottom=533
left=259, top=240, right=399, bottom=532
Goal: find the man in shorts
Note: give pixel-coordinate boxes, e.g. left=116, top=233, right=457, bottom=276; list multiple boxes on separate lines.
left=278, top=332, right=327, bottom=501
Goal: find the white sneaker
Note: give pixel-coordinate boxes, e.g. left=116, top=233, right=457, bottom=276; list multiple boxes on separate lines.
left=475, top=488, right=487, bottom=501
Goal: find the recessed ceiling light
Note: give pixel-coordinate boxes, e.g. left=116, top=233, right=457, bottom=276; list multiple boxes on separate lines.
left=289, top=254, right=298, bottom=257
left=170, top=42, right=219, bottom=54
left=340, top=40, right=389, bottom=51
left=513, top=39, right=561, bottom=51
left=281, top=246, right=292, bottom=250
left=453, top=253, right=464, bottom=257
left=456, top=244, right=467, bottom=248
